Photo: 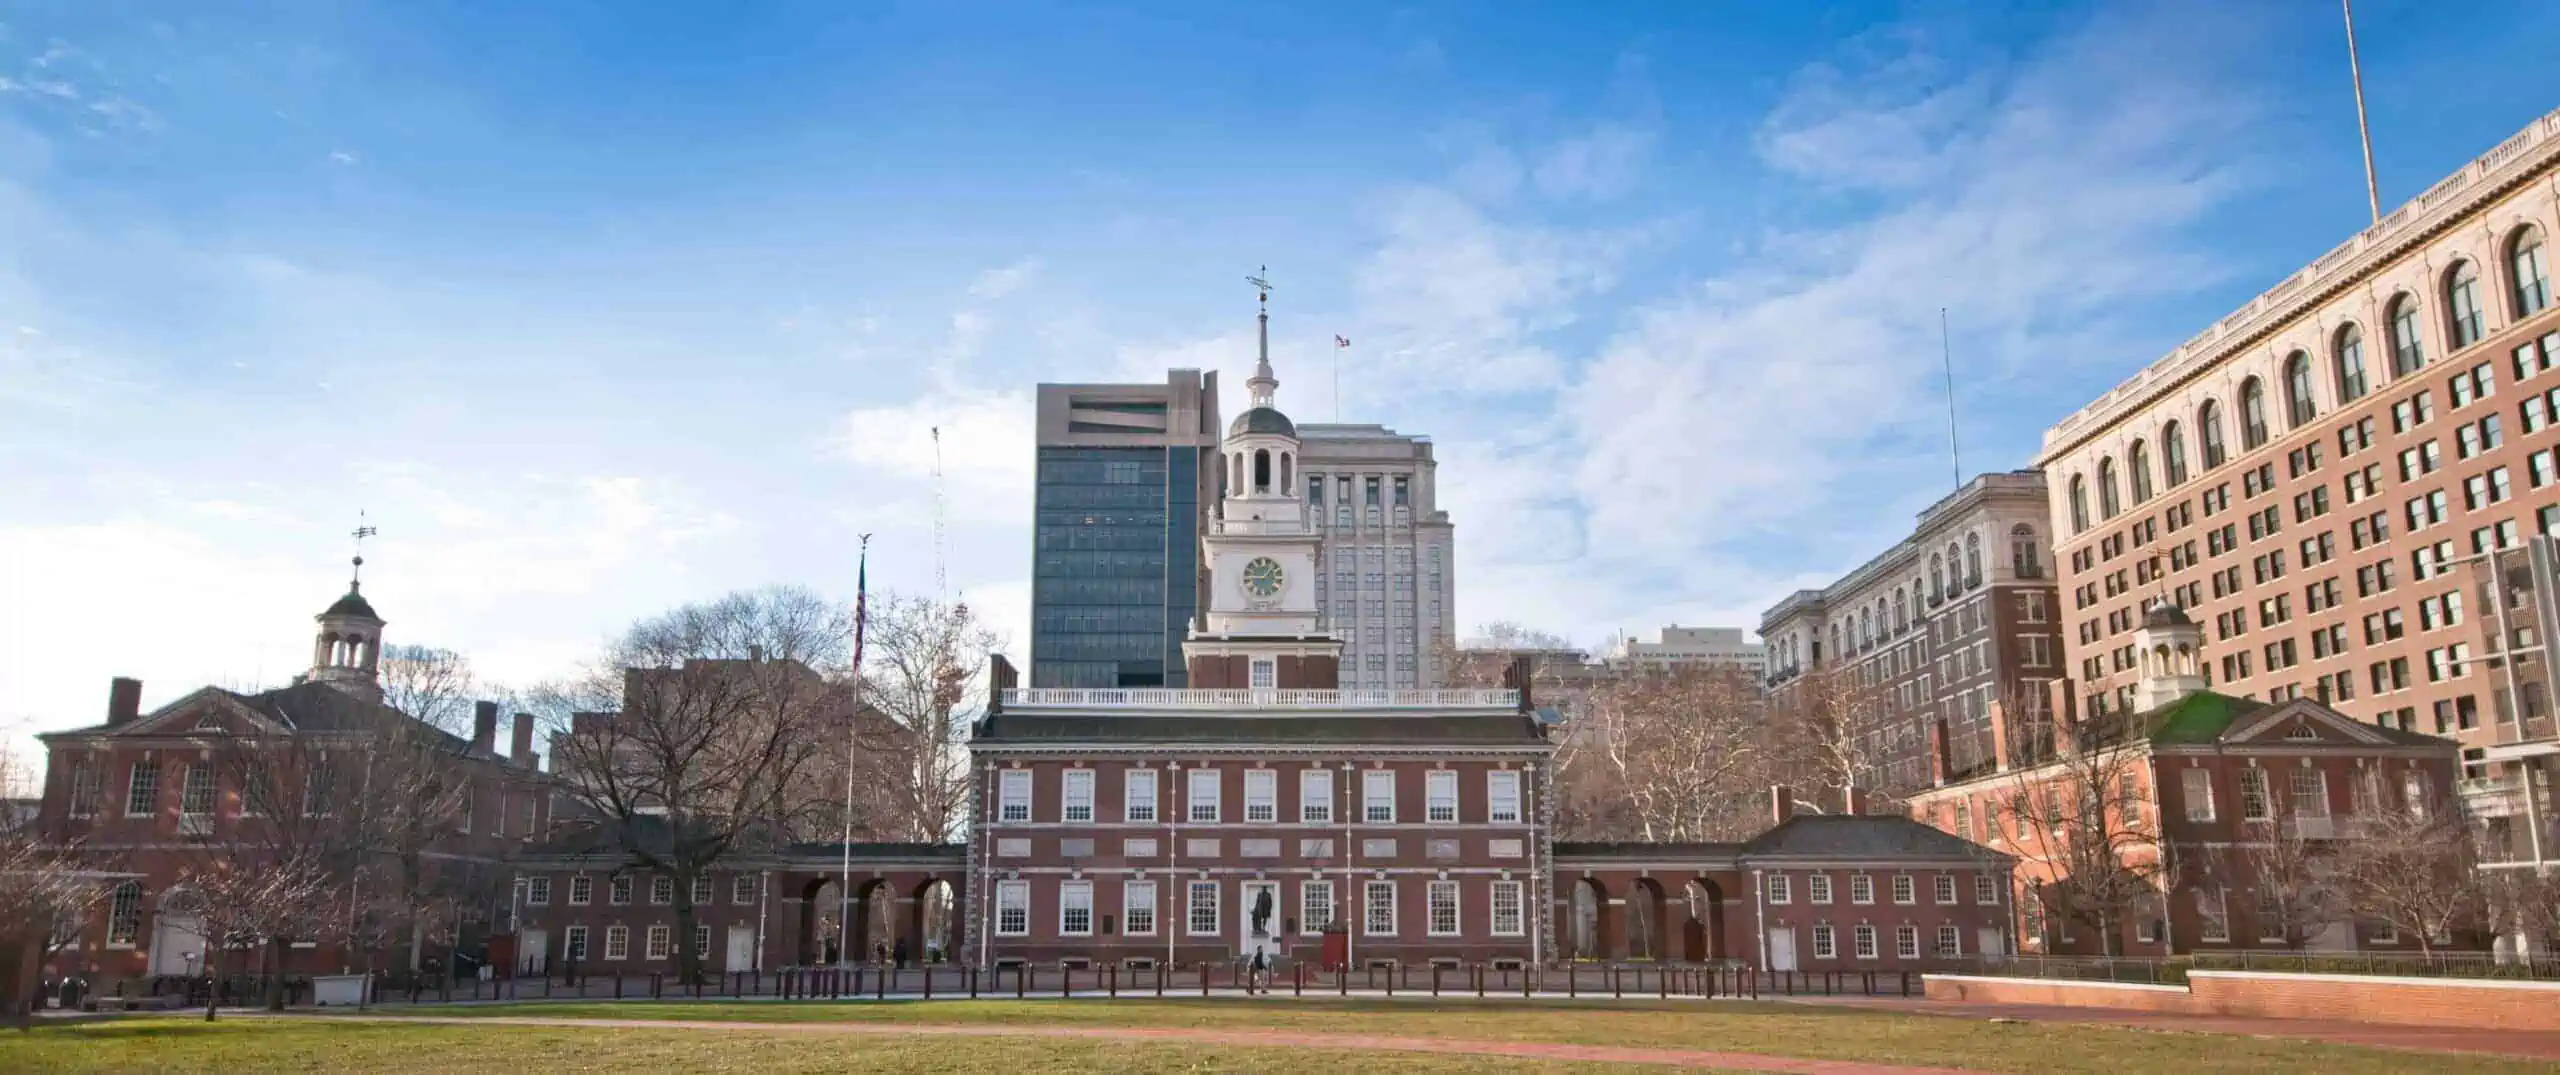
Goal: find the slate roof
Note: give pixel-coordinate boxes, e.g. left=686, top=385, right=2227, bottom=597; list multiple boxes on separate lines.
left=1228, top=406, right=1297, bottom=437
left=1737, top=815, right=2008, bottom=862
left=973, top=712, right=1549, bottom=747
left=47, top=680, right=488, bottom=759
left=323, top=585, right=381, bottom=621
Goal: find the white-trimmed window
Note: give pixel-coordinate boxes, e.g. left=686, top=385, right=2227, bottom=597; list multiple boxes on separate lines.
left=1125, top=768, right=1158, bottom=823
left=526, top=877, right=552, bottom=906
left=65, top=760, right=98, bottom=819
left=1808, top=874, right=1833, bottom=904
left=1364, top=880, right=1397, bottom=936
left=106, top=881, right=141, bottom=945
left=178, top=765, right=215, bottom=821
left=1896, top=925, right=1920, bottom=959
left=1303, top=880, right=1336, bottom=933
left=2182, top=768, right=2216, bottom=821
left=1850, top=875, right=1874, bottom=904
left=1062, top=769, right=1094, bottom=823
left=1244, top=769, right=1277, bottom=822
left=1187, top=881, right=1220, bottom=935
left=1124, top=880, right=1157, bottom=936
left=1249, top=658, right=1276, bottom=688
left=604, top=925, right=630, bottom=961
left=686, top=925, right=706, bottom=960
left=999, top=770, right=1032, bottom=823
left=1490, top=881, right=1524, bottom=936
left=733, top=875, right=757, bottom=905
left=1427, top=880, right=1460, bottom=936
left=1973, top=876, right=1998, bottom=905
left=1059, top=881, right=1094, bottom=936
left=563, top=925, right=589, bottom=962
left=1300, top=769, right=1334, bottom=823
left=1766, top=874, right=1791, bottom=904
left=1935, top=924, right=1962, bottom=957
left=646, top=925, right=672, bottom=960
left=570, top=875, right=594, bottom=906
left=1188, top=768, right=1221, bottom=822
left=995, top=881, right=1029, bottom=936
left=1487, top=770, right=1521, bottom=824
left=692, top=877, right=715, bottom=907
left=1891, top=876, right=1915, bottom=905
left=2239, top=767, right=2270, bottom=821
left=1363, top=770, right=1396, bottom=823
left=1425, top=770, right=1458, bottom=823
left=1811, top=924, right=1836, bottom=959
left=610, top=876, right=634, bottom=906
left=2289, top=769, right=2330, bottom=817
left=1853, top=925, right=1878, bottom=960
left=651, top=875, right=674, bottom=905
left=1933, top=876, right=1956, bottom=905
left=124, top=759, right=159, bottom=817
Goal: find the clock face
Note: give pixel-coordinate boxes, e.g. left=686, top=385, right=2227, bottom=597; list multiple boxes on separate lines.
left=1241, top=557, right=1286, bottom=599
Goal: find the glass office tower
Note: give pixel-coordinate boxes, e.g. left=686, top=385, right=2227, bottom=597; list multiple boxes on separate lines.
left=1030, top=373, right=1219, bottom=687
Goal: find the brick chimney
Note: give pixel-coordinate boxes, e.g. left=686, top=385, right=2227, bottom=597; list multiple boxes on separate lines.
left=471, top=700, right=499, bottom=753
left=1928, top=719, right=1952, bottom=786
left=1842, top=786, right=1871, bottom=815
left=512, top=712, right=537, bottom=768
left=986, top=655, right=1018, bottom=715
left=1769, top=785, right=1797, bottom=826
left=106, top=677, right=143, bottom=727
left=1507, top=655, right=1537, bottom=713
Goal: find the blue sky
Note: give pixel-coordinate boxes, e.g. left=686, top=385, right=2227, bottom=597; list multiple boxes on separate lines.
left=6, top=0, right=2560, bottom=743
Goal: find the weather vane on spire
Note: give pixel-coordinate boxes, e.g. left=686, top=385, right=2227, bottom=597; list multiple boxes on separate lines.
left=351, top=511, right=377, bottom=589
left=1246, top=265, right=1272, bottom=307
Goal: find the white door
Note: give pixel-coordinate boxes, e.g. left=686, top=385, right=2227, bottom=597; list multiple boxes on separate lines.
left=149, top=915, right=206, bottom=977
left=1768, top=927, right=1797, bottom=972
left=1239, top=881, right=1280, bottom=961
left=1977, top=927, right=2004, bottom=961
left=726, top=926, right=758, bottom=971
left=517, top=931, right=548, bottom=975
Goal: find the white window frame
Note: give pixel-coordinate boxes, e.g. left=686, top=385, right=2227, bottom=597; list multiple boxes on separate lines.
left=124, top=759, right=159, bottom=818
left=610, top=876, right=633, bottom=906
left=1973, top=875, right=1998, bottom=905
left=1363, top=770, right=1396, bottom=823
left=1062, top=769, right=1094, bottom=823
left=999, top=769, right=1032, bottom=823
left=1812, top=923, right=1836, bottom=959
left=1187, top=881, right=1220, bottom=936
left=2239, top=767, right=2271, bottom=821
left=1426, top=880, right=1460, bottom=937
left=650, top=875, right=674, bottom=905
left=733, top=875, right=757, bottom=905
left=1853, top=925, right=1878, bottom=960
left=1850, top=874, right=1874, bottom=905
left=1249, top=658, right=1276, bottom=688
left=1935, top=924, right=1962, bottom=957
left=1896, top=924, right=1920, bottom=959
left=995, top=880, right=1030, bottom=936
left=563, top=925, right=589, bottom=962
left=1767, top=874, right=1792, bottom=904
left=646, top=925, right=672, bottom=961
left=1123, top=880, right=1157, bottom=936
left=692, top=876, right=715, bottom=907
left=1490, top=880, right=1524, bottom=937
left=1125, top=768, right=1158, bottom=823
left=1188, top=768, right=1221, bottom=823
left=1932, top=875, right=1956, bottom=905
left=525, top=877, right=552, bottom=906
left=1808, top=874, right=1832, bottom=905
left=1424, top=770, right=1458, bottom=824
left=1243, top=769, right=1278, bottom=823
left=1302, top=879, right=1336, bottom=934
left=1059, top=880, right=1094, bottom=936
left=2182, top=768, right=2216, bottom=821
left=569, top=875, right=594, bottom=906
left=1364, top=879, right=1397, bottom=936
left=1891, top=875, right=1915, bottom=905
left=1487, top=770, right=1521, bottom=824
left=604, top=925, right=630, bottom=961
left=1299, top=769, right=1334, bottom=823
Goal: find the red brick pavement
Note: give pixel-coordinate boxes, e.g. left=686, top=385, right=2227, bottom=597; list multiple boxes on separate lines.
left=1794, top=996, right=2560, bottom=1062
left=316, top=1013, right=1980, bottom=1073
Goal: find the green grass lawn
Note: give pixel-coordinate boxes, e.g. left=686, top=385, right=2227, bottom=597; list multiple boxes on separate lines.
left=0, top=1018, right=1644, bottom=1074
left=359, top=997, right=2548, bottom=1074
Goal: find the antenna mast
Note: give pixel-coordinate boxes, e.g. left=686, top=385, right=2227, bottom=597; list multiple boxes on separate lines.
left=931, top=426, right=949, bottom=605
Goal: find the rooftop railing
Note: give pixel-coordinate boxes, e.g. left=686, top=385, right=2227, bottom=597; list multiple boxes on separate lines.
left=1000, top=688, right=1520, bottom=710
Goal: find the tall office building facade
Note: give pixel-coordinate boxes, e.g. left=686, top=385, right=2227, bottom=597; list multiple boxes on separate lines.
left=1029, top=371, right=1222, bottom=687
left=1298, top=423, right=1457, bottom=689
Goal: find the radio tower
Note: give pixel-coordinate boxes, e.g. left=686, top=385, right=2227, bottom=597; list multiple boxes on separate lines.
left=930, top=426, right=949, bottom=605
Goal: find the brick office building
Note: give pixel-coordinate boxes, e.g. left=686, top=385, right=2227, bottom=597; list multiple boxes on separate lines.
left=2037, top=108, right=2560, bottom=947
left=34, top=572, right=552, bottom=986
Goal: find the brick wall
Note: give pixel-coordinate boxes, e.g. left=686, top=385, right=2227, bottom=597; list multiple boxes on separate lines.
left=1923, top=970, right=2560, bottom=1031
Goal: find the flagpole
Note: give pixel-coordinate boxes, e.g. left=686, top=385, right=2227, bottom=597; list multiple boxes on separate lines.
left=839, top=534, right=871, bottom=969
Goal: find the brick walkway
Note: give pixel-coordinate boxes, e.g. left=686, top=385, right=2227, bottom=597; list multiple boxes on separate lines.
left=1793, top=996, right=2560, bottom=1061
left=322, top=1013, right=1979, bottom=1073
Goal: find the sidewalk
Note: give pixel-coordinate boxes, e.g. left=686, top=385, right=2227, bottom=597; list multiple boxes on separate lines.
left=1791, top=995, right=2560, bottom=1061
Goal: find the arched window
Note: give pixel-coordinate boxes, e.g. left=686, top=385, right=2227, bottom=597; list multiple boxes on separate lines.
left=2128, top=439, right=2154, bottom=503
left=2446, top=260, right=2484, bottom=349
left=2011, top=523, right=2040, bottom=578
left=1964, top=533, right=1982, bottom=583
left=2162, top=421, right=2188, bottom=485
left=1280, top=451, right=1292, bottom=490
left=2199, top=401, right=2227, bottom=467
left=1859, top=608, right=1872, bottom=648
left=1893, top=588, right=1908, bottom=631
left=2514, top=225, right=2551, bottom=317
left=1253, top=449, right=1271, bottom=492
left=2333, top=324, right=2368, bottom=403
left=1930, top=552, right=1947, bottom=597
left=2387, top=293, right=2425, bottom=375
left=2097, top=457, right=2121, bottom=519
left=2283, top=352, right=2316, bottom=426
left=2238, top=378, right=2268, bottom=450
left=1946, top=543, right=1961, bottom=590
left=2068, top=476, right=2090, bottom=533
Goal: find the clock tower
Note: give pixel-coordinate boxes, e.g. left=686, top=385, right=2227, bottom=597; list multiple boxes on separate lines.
left=1183, top=274, right=1343, bottom=689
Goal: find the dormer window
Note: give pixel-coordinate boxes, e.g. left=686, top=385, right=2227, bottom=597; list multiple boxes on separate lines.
left=1250, top=659, right=1276, bottom=689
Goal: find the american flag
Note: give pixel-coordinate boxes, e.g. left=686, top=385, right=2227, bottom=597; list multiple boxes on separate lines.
left=1335, top=335, right=1351, bottom=348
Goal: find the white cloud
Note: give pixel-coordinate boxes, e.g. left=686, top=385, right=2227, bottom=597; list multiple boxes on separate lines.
left=824, top=385, right=1036, bottom=528
left=1532, top=123, right=1655, bottom=199
left=967, top=257, right=1040, bottom=300
left=329, top=149, right=359, bottom=165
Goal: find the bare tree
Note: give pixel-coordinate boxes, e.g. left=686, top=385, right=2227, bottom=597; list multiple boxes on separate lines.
left=2335, top=792, right=2482, bottom=955
left=1983, top=713, right=2161, bottom=956
left=378, top=645, right=486, bottom=736
left=167, top=853, right=333, bottom=1021
left=1573, top=668, right=1768, bottom=842
left=1765, top=665, right=1907, bottom=812
left=2486, top=868, right=2560, bottom=958
left=0, top=829, right=106, bottom=1026
left=861, top=593, right=1001, bottom=843
left=2231, top=777, right=2350, bottom=951
left=545, top=586, right=851, bottom=985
